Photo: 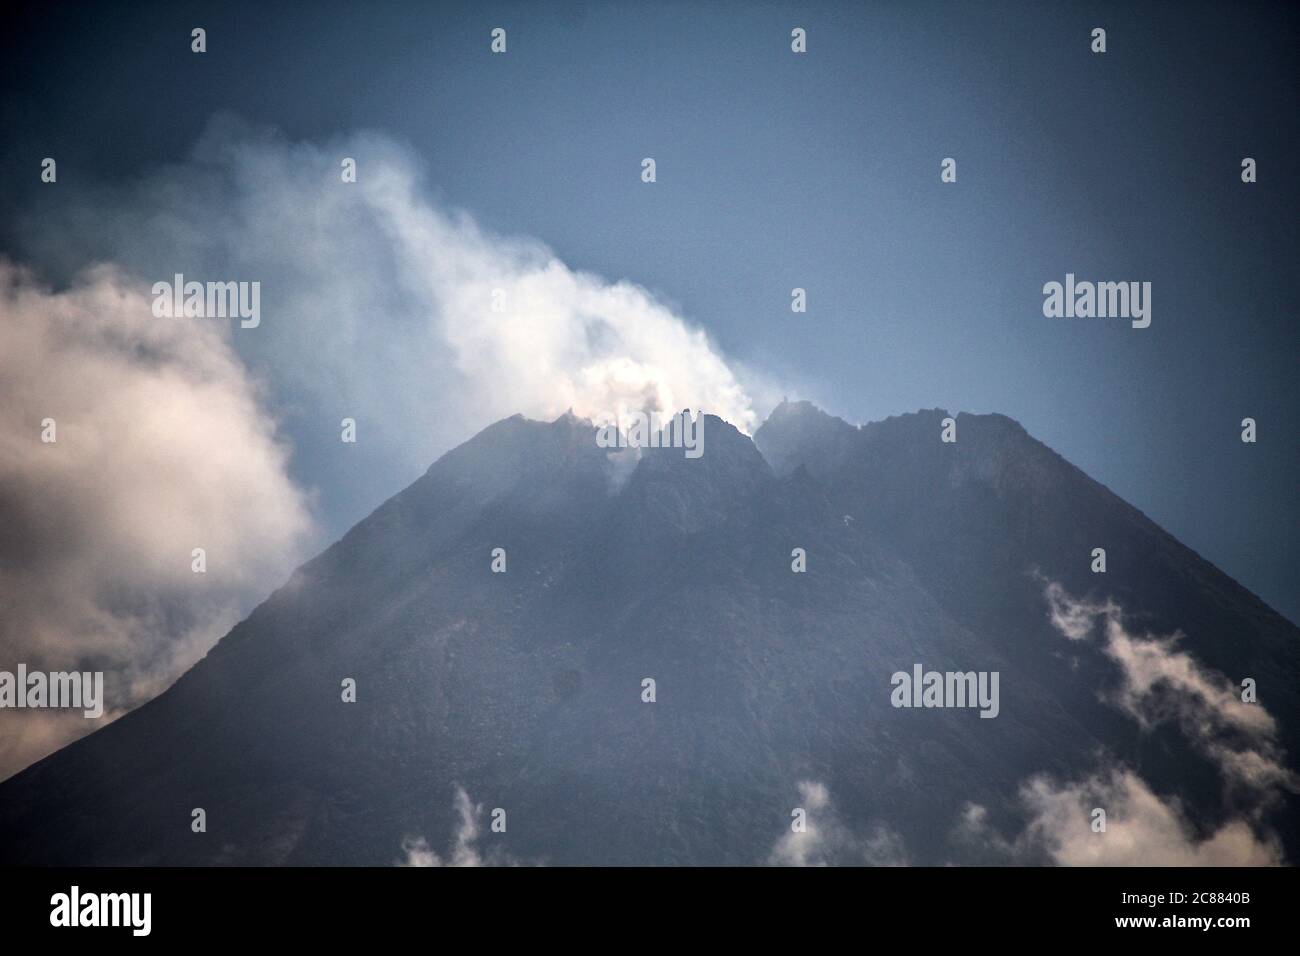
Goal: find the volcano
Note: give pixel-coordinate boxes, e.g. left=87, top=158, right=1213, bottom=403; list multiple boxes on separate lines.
left=1, top=402, right=1295, bottom=865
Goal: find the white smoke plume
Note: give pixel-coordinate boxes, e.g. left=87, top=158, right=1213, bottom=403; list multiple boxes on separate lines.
left=2, top=115, right=763, bottom=779
left=22, top=114, right=760, bottom=481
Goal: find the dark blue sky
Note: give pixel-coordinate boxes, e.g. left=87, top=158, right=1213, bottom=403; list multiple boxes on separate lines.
left=2, top=0, right=1296, bottom=622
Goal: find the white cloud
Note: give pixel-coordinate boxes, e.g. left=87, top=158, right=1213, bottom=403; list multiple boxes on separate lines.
left=0, top=259, right=312, bottom=780
left=399, top=785, right=524, bottom=867
left=768, top=780, right=907, bottom=866
left=1020, top=768, right=1282, bottom=866
left=958, top=583, right=1297, bottom=865
left=1044, top=581, right=1296, bottom=798
left=1043, top=582, right=1116, bottom=642
left=2, top=115, right=764, bottom=779
left=959, top=767, right=1283, bottom=866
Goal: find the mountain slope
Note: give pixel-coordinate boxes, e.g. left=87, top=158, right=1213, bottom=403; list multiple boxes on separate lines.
left=1, top=405, right=1295, bottom=865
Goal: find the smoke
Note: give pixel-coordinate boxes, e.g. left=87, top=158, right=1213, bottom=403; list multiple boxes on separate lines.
left=19, top=114, right=759, bottom=490
left=1, top=114, right=762, bottom=778
left=0, top=259, right=312, bottom=780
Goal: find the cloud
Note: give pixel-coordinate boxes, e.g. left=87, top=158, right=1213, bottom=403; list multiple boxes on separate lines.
left=0, top=259, right=312, bottom=780
left=2, top=114, right=762, bottom=779
left=1043, top=581, right=1296, bottom=798
left=1042, top=583, right=1117, bottom=642
left=959, top=768, right=1283, bottom=866
left=1022, top=768, right=1281, bottom=866
left=958, top=583, right=1294, bottom=865
left=20, top=114, right=760, bottom=491
left=768, top=780, right=907, bottom=866
left=398, top=785, right=524, bottom=867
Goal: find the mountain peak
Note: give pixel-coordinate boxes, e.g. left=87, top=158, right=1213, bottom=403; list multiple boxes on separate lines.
left=754, top=401, right=857, bottom=477
left=1, top=402, right=1295, bottom=866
